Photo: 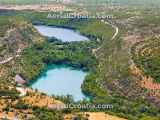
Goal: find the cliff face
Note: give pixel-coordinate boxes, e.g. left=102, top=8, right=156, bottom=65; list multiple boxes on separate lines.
left=0, top=17, right=44, bottom=61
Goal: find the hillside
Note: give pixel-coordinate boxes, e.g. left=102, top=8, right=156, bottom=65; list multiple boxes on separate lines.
left=0, top=16, right=44, bottom=92
left=0, top=16, right=43, bottom=62
left=1, top=0, right=160, bottom=7
left=0, top=7, right=160, bottom=119
left=0, top=0, right=58, bottom=5
left=74, top=0, right=160, bottom=7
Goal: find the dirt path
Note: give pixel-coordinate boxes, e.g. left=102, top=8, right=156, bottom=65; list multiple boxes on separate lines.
left=111, top=24, right=119, bottom=40
left=0, top=57, right=14, bottom=64
left=16, top=87, right=27, bottom=97
left=0, top=48, right=21, bottom=65
left=92, top=20, right=119, bottom=58
left=104, top=20, right=119, bottom=40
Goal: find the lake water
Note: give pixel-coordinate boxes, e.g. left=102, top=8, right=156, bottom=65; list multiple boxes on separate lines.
left=31, top=65, right=88, bottom=101
left=34, top=25, right=89, bottom=42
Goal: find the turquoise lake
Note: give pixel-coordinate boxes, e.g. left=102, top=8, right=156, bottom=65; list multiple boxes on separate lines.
left=31, top=26, right=90, bottom=101
left=34, top=25, right=89, bottom=42
left=31, top=65, right=87, bottom=101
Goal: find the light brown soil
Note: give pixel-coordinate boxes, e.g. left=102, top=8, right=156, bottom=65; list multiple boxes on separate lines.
left=130, top=63, right=160, bottom=97
left=64, top=112, right=127, bottom=120
left=85, top=112, right=127, bottom=120
left=0, top=4, right=73, bottom=12
left=21, top=89, right=63, bottom=108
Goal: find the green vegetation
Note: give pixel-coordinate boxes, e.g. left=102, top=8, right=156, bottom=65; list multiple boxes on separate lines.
left=139, top=116, right=160, bottom=120
left=0, top=10, right=160, bottom=120
left=32, top=108, right=63, bottom=120
left=16, top=40, right=97, bottom=82
left=0, top=16, right=11, bottom=37
left=132, top=37, right=160, bottom=83
left=79, top=18, right=160, bottom=119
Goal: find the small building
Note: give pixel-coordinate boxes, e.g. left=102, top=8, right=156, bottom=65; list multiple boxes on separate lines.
left=15, top=74, right=26, bottom=85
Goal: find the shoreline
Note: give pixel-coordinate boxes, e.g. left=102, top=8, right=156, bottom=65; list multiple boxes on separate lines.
left=33, top=23, right=98, bottom=41
left=28, top=63, right=90, bottom=102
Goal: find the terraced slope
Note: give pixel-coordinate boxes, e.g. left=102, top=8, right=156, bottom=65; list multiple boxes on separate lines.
left=132, top=37, right=160, bottom=83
